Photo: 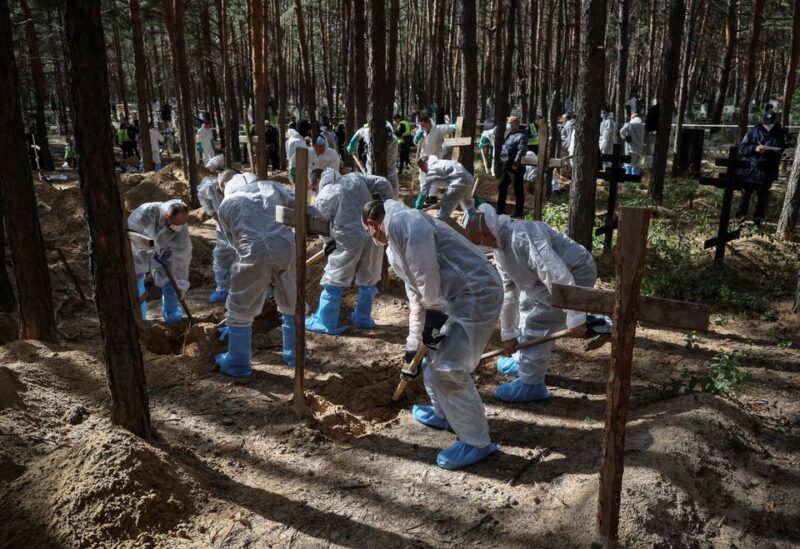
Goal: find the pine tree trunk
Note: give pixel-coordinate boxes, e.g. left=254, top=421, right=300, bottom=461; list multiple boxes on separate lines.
left=369, top=0, right=388, bottom=176
left=216, top=0, right=241, bottom=164
left=112, top=23, right=130, bottom=120
left=294, top=0, right=318, bottom=136
left=353, top=0, right=368, bottom=125
left=794, top=269, right=800, bottom=314
left=273, top=0, right=288, bottom=168
left=0, top=0, right=57, bottom=341
left=648, top=0, right=685, bottom=203
left=19, top=0, right=54, bottom=170
left=201, top=3, right=224, bottom=157
left=670, top=0, right=698, bottom=177
left=130, top=0, right=153, bottom=171
left=776, top=144, right=800, bottom=240
left=527, top=0, right=539, bottom=119
left=250, top=0, right=268, bottom=178
left=710, top=0, right=737, bottom=127
left=737, top=0, right=765, bottom=141
left=0, top=201, right=16, bottom=313
left=491, top=0, right=506, bottom=175
left=62, top=0, right=151, bottom=440
left=614, top=0, right=630, bottom=125
left=781, top=0, right=800, bottom=127
left=459, top=0, right=478, bottom=173
left=163, top=0, right=199, bottom=207
left=386, top=0, right=400, bottom=119
left=568, top=0, right=608, bottom=250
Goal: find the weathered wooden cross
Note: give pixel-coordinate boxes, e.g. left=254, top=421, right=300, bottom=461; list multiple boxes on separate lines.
left=698, top=145, right=759, bottom=262
left=521, top=121, right=562, bottom=220
left=595, top=143, right=642, bottom=253
left=550, top=207, right=710, bottom=547
left=443, top=116, right=473, bottom=164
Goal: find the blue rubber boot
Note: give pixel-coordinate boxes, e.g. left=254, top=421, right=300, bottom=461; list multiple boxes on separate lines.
left=136, top=274, right=147, bottom=320
left=437, top=441, right=498, bottom=470
left=161, top=283, right=186, bottom=324
left=351, top=286, right=378, bottom=329
left=282, top=314, right=296, bottom=367
left=632, top=165, right=641, bottom=176
left=209, top=290, right=228, bottom=304
left=215, top=325, right=252, bottom=377
left=411, top=404, right=450, bottom=430
left=305, top=285, right=348, bottom=334
left=497, top=356, right=520, bottom=377
left=495, top=379, right=551, bottom=402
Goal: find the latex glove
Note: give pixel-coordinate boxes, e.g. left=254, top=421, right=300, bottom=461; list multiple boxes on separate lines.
left=413, top=129, right=425, bottom=145
left=414, top=192, right=426, bottom=209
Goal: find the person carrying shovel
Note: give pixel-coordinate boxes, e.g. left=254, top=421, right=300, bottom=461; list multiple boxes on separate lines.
left=128, top=199, right=193, bottom=324
left=464, top=204, right=597, bottom=403
left=362, top=197, right=503, bottom=470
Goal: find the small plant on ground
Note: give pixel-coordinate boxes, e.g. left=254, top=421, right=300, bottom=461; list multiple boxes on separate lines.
left=684, top=331, right=702, bottom=351
left=701, top=350, right=751, bottom=396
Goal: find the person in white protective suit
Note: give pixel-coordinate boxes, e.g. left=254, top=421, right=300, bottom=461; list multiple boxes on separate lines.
left=214, top=180, right=300, bottom=377
left=415, top=155, right=476, bottom=219
left=413, top=113, right=456, bottom=200
left=362, top=198, right=503, bottom=470
left=619, top=111, right=644, bottom=175
left=304, top=168, right=395, bottom=334
left=285, top=128, right=306, bottom=183
left=466, top=204, right=597, bottom=402
left=308, top=134, right=341, bottom=178
left=195, top=118, right=215, bottom=165
left=478, top=126, right=496, bottom=176
left=128, top=199, right=192, bottom=324
left=598, top=106, right=616, bottom=156
left=345, top=123, right=399, bottom=195
left=197, top=170, right=257, bottom=304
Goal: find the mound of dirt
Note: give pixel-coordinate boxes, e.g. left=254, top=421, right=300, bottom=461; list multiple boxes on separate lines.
left=305, top=393, right=369, bottom=439
left=0, top=429, right=201, bottom=548
left=125, top=172, right=190, bottom=211
left=0, top=366, right=25, bottom=411
left=183, top=322, right=225, bottom=359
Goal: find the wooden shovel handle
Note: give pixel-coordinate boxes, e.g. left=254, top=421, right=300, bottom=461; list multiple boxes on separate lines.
left=391, top=345, right=429, bottom=402
left=480, top=329, right=572, bottom=362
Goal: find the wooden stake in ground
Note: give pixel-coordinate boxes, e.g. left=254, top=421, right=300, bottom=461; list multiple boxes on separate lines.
left=550, top=207, right=710, bottom=546
left=595, top=143, right=641, bottom=253
left=62, top=0, right=151, bottom=439
left=293, top=147, right=310, bottom=416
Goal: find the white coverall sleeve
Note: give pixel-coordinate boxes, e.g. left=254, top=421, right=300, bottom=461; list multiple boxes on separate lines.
left=395, top=216, right=442, bottom=310
left=404, top=284, right=425, bottom=352
left=496, top=263, right=521, bottom=341
left=525, top=236, right=586, bottom=329
left=167, top=227, right=193, bottom=294
left=197, top=178, right=218, bottom=216
left=619, top=122, right=631, bottom=141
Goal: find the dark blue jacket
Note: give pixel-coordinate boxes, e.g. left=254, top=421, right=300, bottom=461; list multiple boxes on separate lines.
left=500, top=130, right=528, bottom=169
left=739, top=123, right=786, bottom=183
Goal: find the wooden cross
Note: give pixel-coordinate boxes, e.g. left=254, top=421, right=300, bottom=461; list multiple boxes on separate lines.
left=698, top=145, right=759, bottom=262
left=550, top=207, right=710, bottom=546
left=443, top=116, right=473, bottom=164
left=595, top=143, right=641, bottom=253
left=520, top=121, right=562, bottom=220
left=293, top=147, right=309, bottom=416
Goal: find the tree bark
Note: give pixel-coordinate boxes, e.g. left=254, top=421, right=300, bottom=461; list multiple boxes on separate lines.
left=710, top=0, right=737, bottom=127
left=353, top=0, right=368, bottom=125
left=614, top=0, right=630, bottom=126
left=250, top=0, right=268, bottom=177
left=0, top=199, right=16, bottom=313
left=0, top=0, right=58, bottom=341
left=216, top=0, right=241, bottom=164
left=648, top=0, right=685, bottom=203
left=19, top=0, right=54, bottom=170
left=670, top=0, right=700, bottom=177
left=737, top=0, right=766, bottom=141
left=112, top=23, right=130, bottom=120
left=369, top=0, right=388, bottom=176
left=781, top=0, right=800, bottom=127
left=568, top=0, right=608, bottom=250
left=130, top=0, right=153, bottom=171
left=294, top=0, right=318, bottom=135
left=491, top=0, right=508, bottom=175
left=273, top=0, right=288, bottom=168
left=62, top=0, right=151, bottom=440
left=386, top=0, right=400, bottom=119
left=777, top=143, right=800, bottom=240
left=163, top=0, right=199, bottom=207
left=459, top=0, right=478, bottom=173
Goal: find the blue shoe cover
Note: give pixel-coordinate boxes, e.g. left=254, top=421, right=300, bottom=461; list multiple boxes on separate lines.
left=436, top=440, right=498, bottom=470
left=495, top=379, right=551, bottom=402
left=351, top=286, right=378, bottom=329
left=136, top=274, right=147, bottom=320
left=305, top=285, right=347, bottom=334
left=497, top=356, right=520, bottom=377
left=411, top=404, right=449, bottom=430
left=282, top=314, right=296, bottom=367
left=161, top=283, right=186, bottom=324
left=215, top=324, right=252, bottom=377
left=209, top=290, right=228, bottom=304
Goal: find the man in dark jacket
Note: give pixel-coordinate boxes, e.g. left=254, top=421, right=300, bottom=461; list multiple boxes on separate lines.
left=735, top=111, right=786, bottom=223
left=497, top=116, right=528, bottom=218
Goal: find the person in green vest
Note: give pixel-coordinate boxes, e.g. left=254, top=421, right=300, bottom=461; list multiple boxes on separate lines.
left=116, top=117, right=135, bottom=159
left=393, top=114, right=412, bottom=174
left=64, top=138, right=76, bottom=168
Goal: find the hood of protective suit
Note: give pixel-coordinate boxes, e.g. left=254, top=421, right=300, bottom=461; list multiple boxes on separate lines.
left=318, top=167, right=339, bottom=192
left=478, top=203, right=512, bottom=241
left=224, top=172, right=258, bottom=196
left=286, top=128, right=303, bottom=141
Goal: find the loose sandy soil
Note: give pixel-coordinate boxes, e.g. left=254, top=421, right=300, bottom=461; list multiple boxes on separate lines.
left=1, top=155, right=799, bottom=548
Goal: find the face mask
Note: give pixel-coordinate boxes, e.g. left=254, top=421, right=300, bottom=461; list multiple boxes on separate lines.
left=505, top=123, right=511, bottom=130
left=763, top=123, right=774, bottom=131
left=168, top=224, right=184, bottom=232
left=371, top=235, right=386, bottom=247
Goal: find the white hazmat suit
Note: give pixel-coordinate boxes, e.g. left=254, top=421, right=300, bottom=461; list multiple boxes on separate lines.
left=419, top=156, right=475, bottom=218
left=198, top=176, right=235, bottom=297
left=195, top=125, right=215, bottom=165
left=619, top=114, right=644, bottom=170
left=383, top=200, right=502, bottom=450
left=348, top=124, right=399, bottom=195
left=285, top=128, right=306, bottom=182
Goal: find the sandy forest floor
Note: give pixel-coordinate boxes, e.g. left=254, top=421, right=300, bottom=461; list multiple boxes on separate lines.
left=1, top=147, right=799, bottom=548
